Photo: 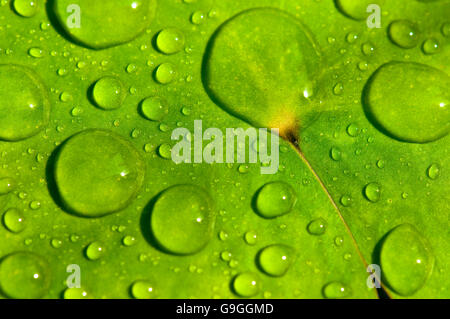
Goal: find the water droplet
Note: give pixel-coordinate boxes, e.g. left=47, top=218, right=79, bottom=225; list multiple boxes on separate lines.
left=0, top=252, right=50, bottom=298
left=64, top=287, right=90, bottom=299
left=244, top=230, right=257, bottom=245
left=426, top=163, right=440, bottom=180
left=220, top=251, right=232, bottom=262
left=334, top=236, right=344, bottom=247
left=0, top=177, right=16, bottom=195
left=157, top=143, right=172, bottom=159
left=29, top=200, right=41, bottom=210
left=3, top=208, right=25, bottom=233
left=131, top=280, right=155, bottom=299
left=53, top=0, right=156, bottom=49
left=191, top=11, right=205, bottom=25
left=422, top=38, right=440, bottom=55
left=203, top=8, right=322, bottom=135
left=232, top=272, right=260, bottom=297
left=92, top=76, right=126, bottom=110
left=364, top=182, right=381, bottom=203
left=333, top=82, right=344, bottom=95
left=340, top=195, right=352, bottom=207
left=336, top=0, right=384, bottom=20
left=330, top=147, right=342, bottom=161
left=380, top=224, right=434, bottom=296
left=0, top=64, right=50, bottom=141
left=156, top=28, right=185, bottom=54
left=388, top=20, right=420, bottom=49
left=154, top=63, right=176, bottom=85
left=151, top=185, right=215, bottom=255
left=346, top=123, right=360, bottom=137
left=85, top=241, right=105, bottom=260
left=307, top=218, right=327, bottom=236
left=140, top=97, right=169, bottom=121
left=258, top=244, right=295, bottom=277
left=51, top=238, right=62, bottom=248
left=28, top=47, right=44, bottom=58
left=364, top=62, right=449, bottom=143
left=361, top=42, right=375, bottom=56
left=13, top=0, right=38, bottom=17
left=255, top=181, right=297, bottom=219
left=376, top=159, right=385, bottom=169
left=122, top=235, right=136, bottom=246
left=54, top=129, right=145, bottom=217
left=322, top=281, right=351, bottom=299
left=441, top=22, right=450, bottom=37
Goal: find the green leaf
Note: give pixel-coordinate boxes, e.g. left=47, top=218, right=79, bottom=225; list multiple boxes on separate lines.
left=0, top=0, right=448, bottom=299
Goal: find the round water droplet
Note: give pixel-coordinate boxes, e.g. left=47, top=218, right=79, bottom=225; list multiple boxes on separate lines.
left=51, top=238, right=62, bottom=248
left=53, top=0, right=156, bottom=49
left=3, top=208, right=25, bottom=233
left=388, top=20, right=420, bottom=49
left=0, top=64, right=50, bottom=141
left=0, top=177, right=16, bottom=195
left=131, top=280, right=155, bottom=299
left=151, top=185, right=215, bottom=255
left=340, top=195, right=352, bottom=207
left=255, top=181, right=297, bottom=219
left=335, top=0, right=384, bottom=20
left=85, top=241, right=105, bottom=260
left=204, top=8, right=323, bottom=135
left=330, top=147, right=342, bottom=161
left=0, top=252, right=50, bottom=298
left=441, top=22, right=450, bottom=37
left=155, top=63, right=177, bottom=84
left=364, top=62, right=449, bottom=143
left=13, top=0, right=38, bottom=17
left=64, top=287, right=90, bottom=299
left=258, top=244, right=295, bottom=277
left=140, top=97, right=169, bottom=121
left=232, top=272, right=260, bottom=297
left=322, top=281, right=350, bottom=299
left=346, top=123, right=360, bottom=137
left=157, top=143, right=172, bottom=159
left=55, top=129, right=145, bottom=217
left=191, top=11, right=205, bottom=25
left=156, top=28, right=185, bottom=54
left=422, top=38, right=440, bottom=55
left=244, top=230, right=257, bottom=245
left=364, top=182, right=381, bottom=203
left=122, top=235, right=136, bottom=246
left=426, top=163, right=440, bottom=180
left=307, top=218, right=327, bottom=236
left=380, top=224, right=434, bottom=296
left=92, top=76, right=126, bottom=110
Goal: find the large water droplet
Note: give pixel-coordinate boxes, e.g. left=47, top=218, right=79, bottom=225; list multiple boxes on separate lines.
left=140, top=97, right=169, bottom=121
left=151, top=185, right=215, bottom=255
left=258, top=244, right=295, bottom=277
left=63, top=287, right=90, bottom=299
left=307, top=218, right=327, bottom=235
left=426, top=163, right=440, bottom=180
left=156, top=28, right=185, bottom=54
left=55, top=129, right=145, bottom=217
left=255, top=181, right=297, bottom=219
left=364, top=182, right=381, bottom=203
left=85, top=241, right=105, bottom=260
left=203, top=8, right=322, bottom=136
left=0, top=252, right=50, bottom=299
left=322, top=281, right=351, bottom=299
left=3, top=208, right=26, bottom=233
left=13, top=0, right=38, bottom=17
left=364, top=62, right=449, bottom=143
left=335, top=0, right=385, bottom=20
left=0, top=64, right=50, bottom=141
left=53, top=0, right=156, bottom=49
left=388, top=20, right=420, bottom=49
left=380, top=224, right=434, bottom=296
left=131, top=280, right=155, bottom=299
left=92, top=76, right=126, bottom=110
left=0, top=177, right=16, bottom=195
left=232, top=272, right=260, bottom=297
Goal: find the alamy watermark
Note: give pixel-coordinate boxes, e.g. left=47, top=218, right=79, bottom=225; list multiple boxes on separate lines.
left=66, top=264, right=81, bottom=288
left=171, top=120, right=280, bottom=175
left=367, top=4, right=381, bottom=29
